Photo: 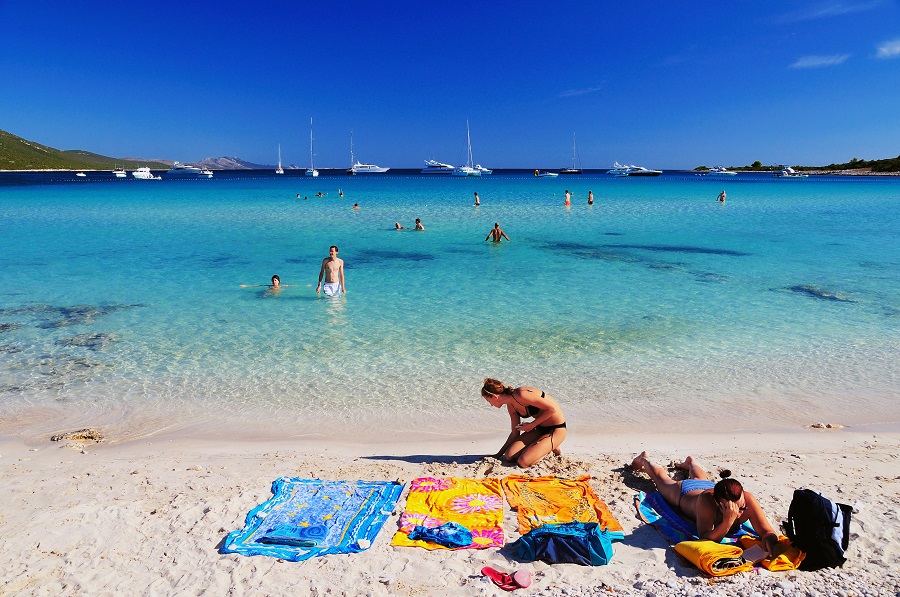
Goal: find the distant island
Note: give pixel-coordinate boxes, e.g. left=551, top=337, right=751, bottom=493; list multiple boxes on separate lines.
left=2, top=127, right=897, bottom=173
left=696, top=156, right=900, bottom=175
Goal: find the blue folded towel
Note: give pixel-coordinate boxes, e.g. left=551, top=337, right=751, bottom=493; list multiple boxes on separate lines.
left=259, top=524, right=328, bottom=547
left=408, top=522, right=473, bottom=548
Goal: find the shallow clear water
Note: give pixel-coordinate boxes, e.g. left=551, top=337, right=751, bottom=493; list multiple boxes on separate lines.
left=1, top=172, right=898, bottom=438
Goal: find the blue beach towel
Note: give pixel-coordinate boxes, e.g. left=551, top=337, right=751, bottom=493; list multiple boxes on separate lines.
left=514, top=521, right=625, bottom=566
left=634, top=491, right=757, bottom=545
left=222, top=478, right=404, bottom=561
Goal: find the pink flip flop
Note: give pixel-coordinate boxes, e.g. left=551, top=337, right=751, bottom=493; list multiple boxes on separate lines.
left=481, top=566, right=532, bottom=591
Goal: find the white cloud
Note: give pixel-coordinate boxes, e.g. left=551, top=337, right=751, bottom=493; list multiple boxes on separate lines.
left=559, top=85, right=604, bottom=98
left=876, top=38, right=900, bottom=59
left=789, top=54, right=850, bottom=68
left=776, top=1, right=882, bottom=23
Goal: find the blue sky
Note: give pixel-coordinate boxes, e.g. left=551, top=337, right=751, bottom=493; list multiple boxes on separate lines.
left=2, top=0, right=898, bottom=168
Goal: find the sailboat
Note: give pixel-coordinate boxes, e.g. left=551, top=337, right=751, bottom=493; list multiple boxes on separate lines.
left=305, top=118, right=319, bottom=177
left=275, top=144, right=284, bottom=174
left=560, top=132, right=583, bottom=174
left=452, top=120, right=481, bottom=177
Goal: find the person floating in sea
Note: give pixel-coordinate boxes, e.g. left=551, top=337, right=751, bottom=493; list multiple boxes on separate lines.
left=353, top=203, right=360, bottom=210
left=241, top=274, right=290, bottom=296
left=474, top=191, right=481, bottom=206
left=717, top=190, right=726, bottom=203
left=481, top=378, right=566, bottom=467
left=588, top=190, right=594, bottom=205
left=339, top=189, right=344, bottom=198
left=414, top=218, right=425, bottom=231
left=395, top=222, right=405, bottom=230
left=630, top=452, right=780, bottom=554
left=316, top=246, right=345, bottom=297
left=485, top=222, right=510, bottom=243
left=564, top=189, right=571, bottom=207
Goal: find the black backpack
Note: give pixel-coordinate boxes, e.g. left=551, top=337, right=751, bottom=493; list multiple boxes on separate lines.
left=782, top=488, right=852, bottom=571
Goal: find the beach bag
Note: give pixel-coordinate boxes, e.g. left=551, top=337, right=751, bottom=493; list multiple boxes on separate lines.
left=514, top=521, right=615, bottom=566
left=782, top=488, right=852, bottom=571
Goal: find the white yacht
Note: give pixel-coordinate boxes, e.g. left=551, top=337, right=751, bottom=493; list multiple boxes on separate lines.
left=452, top=120, right=482, bottom=177
left=607, top=162, right=662, bottom=177
left=697, top=165, right=737, bottom=177
left=113, top=165, right=127, bottom=178
left=166, top=163, right=213, bottom=178
left=305, top=118, right=318, bottom=177
left=347, top=132, right=389, bottom=174
left=276, top=144, right=284, bottom=175
left=535, top=169, right=559, bottom=178
left=132, top=167, right=160, bottom=180
left=475, top=164, right=492, bottom=175
left=774, top=166, right=808, bottom=178
left=421, top=159, right=455, bottom=174
left=76, top=172, right=86, bottom=177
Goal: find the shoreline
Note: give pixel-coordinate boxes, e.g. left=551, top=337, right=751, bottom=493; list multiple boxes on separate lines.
left=2, top=426, right=897, bottom=595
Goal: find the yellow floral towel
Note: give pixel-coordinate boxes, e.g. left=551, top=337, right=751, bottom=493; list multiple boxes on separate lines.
left=674, top=540, right=753, bottom=576
left=738, top=535, right=806, bottom=571
left=501, top=475, right=624, bottom=535
left=391, top=477, right=504, bottom=550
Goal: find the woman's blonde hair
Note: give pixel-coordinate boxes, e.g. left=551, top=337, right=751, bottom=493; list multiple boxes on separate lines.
left=482, top=378, right=514, bottom=396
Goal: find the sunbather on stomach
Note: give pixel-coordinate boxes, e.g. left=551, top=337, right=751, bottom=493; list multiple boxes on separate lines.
left=631, top=452, right=779, bottom=554
left=481, top=377, right=567, bottom=467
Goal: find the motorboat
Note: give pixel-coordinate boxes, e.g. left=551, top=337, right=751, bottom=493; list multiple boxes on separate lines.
left=560, top=133, right=583, bottom=174
left=350, top=161, right=389, bottom=174
left=421, top=159, right=455, bottom=174
left=697, top=165, right=737, bottom=177
left=452, top=121, right=482, bottom=177
left=774, top=166, right=808, bottom=178
left=276, top=144, right=284, bottom=174
left=475, top=164, right=492, bottom=175
left=132, top=167, right=161, bottom=180
left=166, top=163, right=213, bottom=178
left=347, top=133, right=389, bottom=174
left=607, top=162, right=662, bottom=177
left=113, top=165, right=127, bottom=178
left=305, top=118, right=319, bottom=177
left=76, top=172, right=86, bottom=177
left=534, top=170, right=559, bottom=178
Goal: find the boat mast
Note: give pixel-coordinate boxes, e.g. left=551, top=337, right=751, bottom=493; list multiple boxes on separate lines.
left=309, top=118, right=315, bottom=170
left=466, top=120, right=474, bottom=168
left=572, top=132, right=577, bottom=169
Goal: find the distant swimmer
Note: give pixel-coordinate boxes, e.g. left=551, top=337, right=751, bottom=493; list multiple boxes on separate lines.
left=353, top=203, right=360, bottom=210
left=316, top=246, right=345, bottom=296
left=474, top=191, right=481, bottom=206
left=717, top=190, right=726, bottom=203
left=485, top=222, right=510, bottom=243
left=241, top=274, right=291, bottom=295
left=588, top=190, right=594, bottom=205
left=296, top=193, right=301, bottom=198
left=564, top=189, right=571, bottom=207
left=414, top=218, right=425, bottom=231
left=339, top=188, right=344, bottom=198
left=317, top=192, right=326, bottom=197
left=395, top=222, right=405, bottom=230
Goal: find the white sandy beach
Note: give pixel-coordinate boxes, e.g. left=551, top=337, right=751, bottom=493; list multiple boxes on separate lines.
left=1, top=420, right=898, bottom=596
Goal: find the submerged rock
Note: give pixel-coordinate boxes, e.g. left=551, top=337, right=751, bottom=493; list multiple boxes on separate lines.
left=56, top=332, right=119, bottom=351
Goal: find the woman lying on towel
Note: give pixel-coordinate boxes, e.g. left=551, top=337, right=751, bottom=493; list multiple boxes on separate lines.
left=481, top=378, right=567, bottom=467
left=631, top=452, right=779, bottom=554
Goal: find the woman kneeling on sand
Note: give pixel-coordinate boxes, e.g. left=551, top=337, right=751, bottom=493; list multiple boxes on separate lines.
left=631, top=452, right=779, bottom=554
left=481, top=378, right=566, bottom=467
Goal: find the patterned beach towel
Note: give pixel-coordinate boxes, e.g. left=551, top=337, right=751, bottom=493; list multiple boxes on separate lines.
left=222, top=477, right=403, bottom=561
left=634, top=491, right=757, bottom=545
left=391, top=477, right=505, bottom=550
left=501, top=475, right=624, bottom=538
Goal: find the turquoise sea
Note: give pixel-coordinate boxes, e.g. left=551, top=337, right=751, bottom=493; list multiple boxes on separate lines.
left=1, top=171, right=898, bottom=439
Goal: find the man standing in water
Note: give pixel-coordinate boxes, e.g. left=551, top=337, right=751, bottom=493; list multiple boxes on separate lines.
left=485, top=222, right=510, bottom=243
left=316, top=245, right=346, bottom=296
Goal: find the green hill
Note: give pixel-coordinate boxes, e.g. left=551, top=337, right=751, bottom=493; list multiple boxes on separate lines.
left=0, top=129, right=168, bottom=170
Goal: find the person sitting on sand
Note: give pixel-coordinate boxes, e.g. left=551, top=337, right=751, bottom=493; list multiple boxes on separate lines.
left=485, top=222, right=510, bottom=243
left=481, top=378, right=566, bottom=467
left=630, top=452, right=779, bottom=553
left=395, top=222, right=404, bottom=230
left=414, top=218, right=425, bottom=231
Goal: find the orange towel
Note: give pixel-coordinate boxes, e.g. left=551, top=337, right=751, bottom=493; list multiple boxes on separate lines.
left=391, top=477, right=505, bottom=550
left=738, top=535, right=806, bottom=571
left=501, top=475, right=623, bottom=535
